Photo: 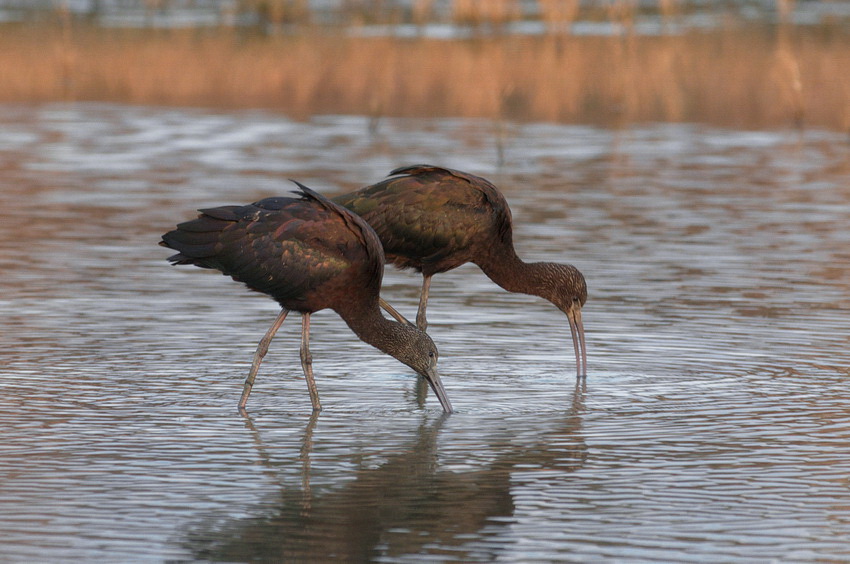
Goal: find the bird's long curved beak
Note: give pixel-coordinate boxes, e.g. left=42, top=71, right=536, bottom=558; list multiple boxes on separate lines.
left=567, top=304, right=587, bottom=378
left=423, top=368, right=453, bottom=413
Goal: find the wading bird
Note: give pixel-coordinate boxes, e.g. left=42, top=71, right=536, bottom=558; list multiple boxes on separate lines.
left=160, top=183, right=453, bottom=413
left=334, top=165, right=587, bottom=377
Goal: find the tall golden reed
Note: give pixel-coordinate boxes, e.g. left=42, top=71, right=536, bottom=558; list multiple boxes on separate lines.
left=1, top=21, right=848, bottom=131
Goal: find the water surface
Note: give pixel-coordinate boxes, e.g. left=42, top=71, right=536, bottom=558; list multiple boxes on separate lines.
left=1, top=104, right=849, bottom=561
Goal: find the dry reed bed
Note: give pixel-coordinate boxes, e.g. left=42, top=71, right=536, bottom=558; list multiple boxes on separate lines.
left=2, top=23, right=849, bottom=130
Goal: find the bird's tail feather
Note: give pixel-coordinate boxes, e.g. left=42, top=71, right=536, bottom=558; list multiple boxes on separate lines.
left=160, top=214, right=230, bottom=267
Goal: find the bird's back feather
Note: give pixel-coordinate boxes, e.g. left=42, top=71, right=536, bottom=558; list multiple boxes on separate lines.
left=161, top=185, right=384, bottom=312
left=333, top=165, right=514, bottom=275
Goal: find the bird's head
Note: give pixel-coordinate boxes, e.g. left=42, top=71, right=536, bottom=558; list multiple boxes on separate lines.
left=537, top=263, right=588, bottom=378
left=553, top=264, right=587, bottom=311
left=394, top=325, right=453, bottom=413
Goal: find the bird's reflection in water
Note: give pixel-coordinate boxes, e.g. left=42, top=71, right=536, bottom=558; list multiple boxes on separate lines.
left=186, top=381, right=586, bottom=561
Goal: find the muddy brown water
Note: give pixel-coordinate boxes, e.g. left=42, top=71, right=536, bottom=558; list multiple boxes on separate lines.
left=1, top=104, right=849, bottom=561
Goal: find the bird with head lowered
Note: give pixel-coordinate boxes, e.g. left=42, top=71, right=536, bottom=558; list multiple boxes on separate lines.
left=334, top=165, right=588, bottom=377
left=160, top=182, right=453, bottom=413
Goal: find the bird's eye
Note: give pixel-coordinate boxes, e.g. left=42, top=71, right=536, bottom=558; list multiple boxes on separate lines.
left=428, top=351, right=436, bottom=358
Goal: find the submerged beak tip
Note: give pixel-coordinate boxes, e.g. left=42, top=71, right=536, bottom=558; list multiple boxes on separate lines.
left=566, top=306, right=588, bottom=380
left=424, top=369, right=454, bottom=414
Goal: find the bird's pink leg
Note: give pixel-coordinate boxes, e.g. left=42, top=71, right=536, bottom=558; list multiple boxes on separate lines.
left=301, top=313, right=322, bottom=412
left=239, top=308, right=289, bottom=410
left=416, top=275, right=432, bottom=331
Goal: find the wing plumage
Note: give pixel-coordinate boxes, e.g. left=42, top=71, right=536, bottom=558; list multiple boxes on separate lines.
left=161, top=185, right=384, bottom=311
left=333, top=165, right=513, bottom=275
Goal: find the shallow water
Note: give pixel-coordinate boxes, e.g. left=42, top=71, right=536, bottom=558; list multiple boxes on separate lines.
left=1, top=103, right=849, bottom=562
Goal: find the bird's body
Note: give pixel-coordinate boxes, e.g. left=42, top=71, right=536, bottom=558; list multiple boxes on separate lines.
left=334, top=166, right=512, bottom=277
left=164, top=192, right=378, bottom=315
left=333, top=165, right=588, bottom=377
left=160, top=184, right=452, bottom=413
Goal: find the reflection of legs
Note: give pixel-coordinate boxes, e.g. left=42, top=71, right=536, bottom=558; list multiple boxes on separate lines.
left=239, top=309, right=289, bottom=410
left=300, top=412, right=319, bottom=511
left=414, top=374, right=429, bottom=407
left=301, top=313, right=322, bottom=412
left=416, top=275, right=432, bottom=331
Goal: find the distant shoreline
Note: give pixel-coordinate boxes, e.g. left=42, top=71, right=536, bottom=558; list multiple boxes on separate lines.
left=2, top=21, right=848, bottom=131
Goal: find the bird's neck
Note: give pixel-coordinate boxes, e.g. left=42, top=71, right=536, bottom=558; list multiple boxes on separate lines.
left=337, top=300, right=405, bottom=357
left=476, top=248, right=549, bottom=298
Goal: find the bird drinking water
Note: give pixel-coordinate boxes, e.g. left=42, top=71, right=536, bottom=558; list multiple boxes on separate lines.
left=334, top=165, right=588, bottom=377
left=160, top=182, right=453, bottom=413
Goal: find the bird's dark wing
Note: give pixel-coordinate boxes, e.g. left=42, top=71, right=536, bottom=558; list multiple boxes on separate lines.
left=334, top=165, right=513, bottom=273
left=291, top=182, right=385, bottom=291
left=161, top=189, right=382, bottom=309
left=389, top=165, right=513, bottom=247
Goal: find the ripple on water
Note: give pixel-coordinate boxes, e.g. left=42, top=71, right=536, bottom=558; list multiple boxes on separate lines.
left=1, top=104, right=849, bottom=561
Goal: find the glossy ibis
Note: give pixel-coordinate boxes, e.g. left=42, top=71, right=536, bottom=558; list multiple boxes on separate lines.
left=160, top=182, right=453, bottom=413
left=334, top=165, right=587, bottom=377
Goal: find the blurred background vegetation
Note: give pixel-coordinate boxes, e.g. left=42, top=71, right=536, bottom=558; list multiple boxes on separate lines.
left=1, top=0, right=848, bottom=130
